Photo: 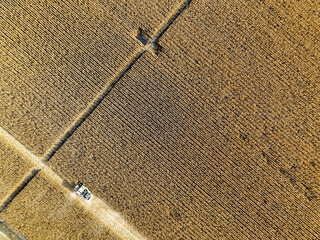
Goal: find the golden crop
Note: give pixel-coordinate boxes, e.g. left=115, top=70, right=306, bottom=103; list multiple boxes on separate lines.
left=1, top=0, right=319, bottom=239
left=50, top=0, right=320, bottom=238
left=0, top=172, right=118, bottom=240
left=0, top=141, right=35, bottom=205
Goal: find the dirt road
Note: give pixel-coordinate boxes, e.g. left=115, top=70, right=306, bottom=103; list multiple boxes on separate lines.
left=0, top=126, right=147, bottom=240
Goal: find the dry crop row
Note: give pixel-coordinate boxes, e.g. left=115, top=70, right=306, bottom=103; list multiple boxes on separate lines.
left=0, top=140, right=35, bottom=205
left=0, top=1, right=142, bottom=155
left=95, top=0, right=185, bottom=37
left=50, top=49, right=320, bottom=239
left=47, top=0, right=320, bottom=239
left=159, top=0, right=320, bottom=195
left=0, top=171, right=119, bottom=240
left=244, top=0, right=320, bottom=58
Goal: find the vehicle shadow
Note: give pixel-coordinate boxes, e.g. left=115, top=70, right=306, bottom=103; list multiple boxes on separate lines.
left=61, top=180, right=74, bottom=191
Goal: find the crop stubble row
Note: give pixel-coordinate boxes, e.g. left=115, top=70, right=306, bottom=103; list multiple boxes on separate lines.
left=95, top=0, right=186, bottom=37
left=160, top=0, right=320, bottom=192
left=2, top=0, right=319, bottom=239
left=136, top=0, right=318, bottom=197
left=109, top=53, right=320, bottom=237
left=94, top=60, right=312, bottom=238
left=246, top=0, right=320, bottom=56
left=160, top=0, right=320, bottom=231
left=57, top=55, right=277, bottom=238
left=0, top=0, right=187, bottom=155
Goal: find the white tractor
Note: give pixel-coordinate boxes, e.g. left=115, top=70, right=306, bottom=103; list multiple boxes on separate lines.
left=74, top=181, right=92, bottom=200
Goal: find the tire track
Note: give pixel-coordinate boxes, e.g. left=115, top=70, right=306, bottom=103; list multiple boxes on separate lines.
left=42, top=167, right=147, bottom=240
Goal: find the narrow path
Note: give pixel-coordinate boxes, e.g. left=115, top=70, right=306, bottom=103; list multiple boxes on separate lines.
left=0, top=126, right=146, bottom=240
left=43, top=1, right=193, bottom=163
left=0, top=232, right=10, bottom=240
left=153, top=0, right=192, bottom=40
left=43, top=167, right=147, bottom=240
left=0, top=126, right=44, bottom=212
left=0, top=126, right=44, bottom=168
left=43, top=49, right=146, bottom=162
left=1, top=0, right=193, bottom=238
left=87, top=198, right=147, bottom=240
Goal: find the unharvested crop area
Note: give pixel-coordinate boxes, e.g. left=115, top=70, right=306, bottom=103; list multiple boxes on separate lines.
left=0, top=141, right=34, bottom=205
left=98, top=0, right=186, bottom=37
left=1, top=0, right=320, bottom=239
left=0, top=0, right=186, bottom=156
left=158, top=0, right=320, bottom=200
left=0, top=171, right=119, bottom=240
left=0, top=0, right=142, bottom=155
left=49, top=0, right=320, bottom=238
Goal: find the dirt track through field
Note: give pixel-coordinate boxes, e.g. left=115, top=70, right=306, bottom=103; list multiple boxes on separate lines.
left=1, top=0, right=195, bottom=238
left=0, top=232, right=10, bottom=240
left=43, top=167, right=148, bottom=240
left=0, top=126, right=147, bottom=240
left=43, top=48, right=146, bottom=162
left=153, top=0, right=192, bottom=40
left=86, top=198, right=148, bottom=240
left=0, top=126, right=44, bottom=168
left=42, top=0, right=193, bottom=164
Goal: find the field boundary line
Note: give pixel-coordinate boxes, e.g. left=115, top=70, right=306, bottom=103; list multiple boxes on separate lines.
left=0, top=169, right=40, bottom=213
left=0, top=126, right=44, bottom=213
left=153, top=0, right=192, bottom=40
left=86, top=197, right=148, bottom=240
left=0, top=0, right=188, bottom=237
left=43, top=0, right=192, bottom=162
left=43, top=49, right=146, bottom=162
left=0, top=170, right=37, bottom=208
left=0, top=231, right=10, bottom=240
left=0, top=218, right=28, bottom=240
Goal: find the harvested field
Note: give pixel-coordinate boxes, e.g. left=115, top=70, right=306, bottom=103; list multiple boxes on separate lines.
left=49, top=0, right=320, bottom=238
left=0, top=0, right=142, bottom=155
left=0, top=171, right=119, bottom=240
left=0, top=140, right=35, bottom=205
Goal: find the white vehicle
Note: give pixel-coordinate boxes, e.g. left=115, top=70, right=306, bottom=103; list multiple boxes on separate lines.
left=74, top=181, right=92, bottom=200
